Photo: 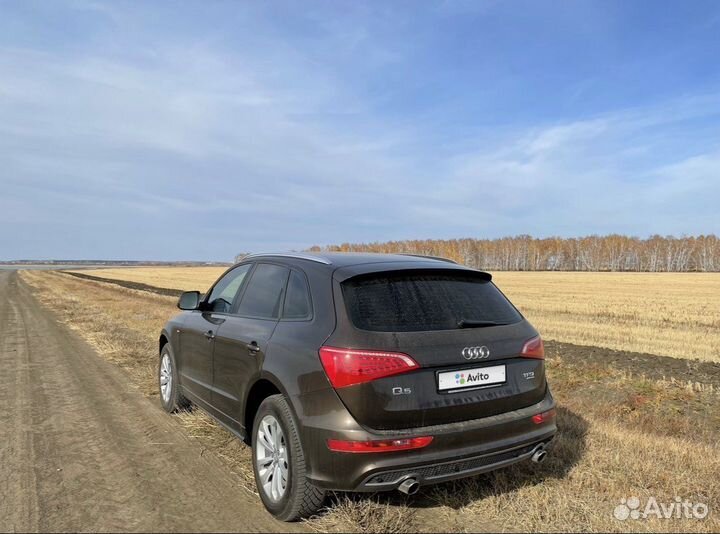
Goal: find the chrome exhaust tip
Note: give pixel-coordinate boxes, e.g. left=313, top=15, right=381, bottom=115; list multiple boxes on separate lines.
left=531, top=444, right=547, bottom=463
left=398, top=478, right=420, bottom=495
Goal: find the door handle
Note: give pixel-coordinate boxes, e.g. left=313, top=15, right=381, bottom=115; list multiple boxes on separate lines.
left=204, top=330, right=215, bottom=340
left=246, top=341, right=260, bottom=354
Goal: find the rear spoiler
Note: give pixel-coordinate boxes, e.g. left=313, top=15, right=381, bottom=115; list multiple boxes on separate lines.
left=334, top=264, right=492, bottom=283
left=397, top=253, right=457, bottom=264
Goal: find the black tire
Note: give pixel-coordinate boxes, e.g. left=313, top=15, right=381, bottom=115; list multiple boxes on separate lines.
left=159, top=344, right=190, bottom=413
left=252, top=394, right=326, bottom=521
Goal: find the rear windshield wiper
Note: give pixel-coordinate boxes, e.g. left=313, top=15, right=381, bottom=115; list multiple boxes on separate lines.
left=457, top=319, right=509, bottom=329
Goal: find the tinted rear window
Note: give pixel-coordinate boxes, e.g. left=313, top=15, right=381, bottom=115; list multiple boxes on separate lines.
left=341, top=271, right=522, bottom=332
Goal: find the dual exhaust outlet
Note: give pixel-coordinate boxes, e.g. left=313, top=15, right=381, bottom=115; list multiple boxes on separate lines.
left=396, top=443, right=548, bottom=496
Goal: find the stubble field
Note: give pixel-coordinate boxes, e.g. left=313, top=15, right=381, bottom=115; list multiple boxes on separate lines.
left=70, top=267, right=720, bottom=363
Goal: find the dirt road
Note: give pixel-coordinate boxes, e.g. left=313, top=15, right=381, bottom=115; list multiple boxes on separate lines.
left=0, top=271, right=305, bottom=532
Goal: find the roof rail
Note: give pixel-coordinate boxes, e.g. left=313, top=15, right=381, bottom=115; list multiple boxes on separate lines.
left=398, top=253, right=457, bottom=264
left=242, top=252, right=332, bottom=265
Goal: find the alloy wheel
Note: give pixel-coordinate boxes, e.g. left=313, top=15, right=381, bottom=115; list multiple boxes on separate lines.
left=160, top=353, right=172, bottom=403
left=255, top=415, right=289, bottom=502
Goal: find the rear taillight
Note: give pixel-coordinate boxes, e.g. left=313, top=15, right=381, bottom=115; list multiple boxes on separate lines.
left=532, top=408, right=556, bottom=424
left=520, top=335, right=545, bottom=359
left=318, top=346, right=419, bottom=389
left=327, top=436, right=433, bottom=453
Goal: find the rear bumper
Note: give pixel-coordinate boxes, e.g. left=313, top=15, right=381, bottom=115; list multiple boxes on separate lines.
left=292, top=387, right=557, bottom=492
left=357, top=437, right=553, bottom=491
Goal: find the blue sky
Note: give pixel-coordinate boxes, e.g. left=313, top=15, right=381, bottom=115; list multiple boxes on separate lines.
left=2, top=0, right=720, bottom=261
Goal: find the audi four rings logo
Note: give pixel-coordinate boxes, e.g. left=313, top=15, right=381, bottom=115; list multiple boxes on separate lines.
left=462, top=346, right=490, bottom=359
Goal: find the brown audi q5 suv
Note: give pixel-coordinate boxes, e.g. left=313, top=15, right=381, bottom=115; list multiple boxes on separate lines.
left=158, top=252, right=556, bottom=520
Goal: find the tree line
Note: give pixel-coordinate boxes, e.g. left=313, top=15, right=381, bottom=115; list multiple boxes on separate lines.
left=307, top=234, right=720, bottom=272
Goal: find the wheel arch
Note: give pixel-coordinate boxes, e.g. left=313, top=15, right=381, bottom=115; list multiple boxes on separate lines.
left=159, top=330, right=171, bottom=354
left=244, top=373, right=297, bottom=445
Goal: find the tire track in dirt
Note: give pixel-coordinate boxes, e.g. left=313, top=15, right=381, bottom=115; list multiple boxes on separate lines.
left=545, top=340, right=720, bottom=389
left=0, top=274, right=41, bottom=530
left=60, top=270, right=183, bottom=297
left=0, top=271, right=305, bottom=532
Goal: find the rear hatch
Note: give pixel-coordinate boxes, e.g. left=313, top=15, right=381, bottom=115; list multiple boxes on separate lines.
left=324, top=266, right=547, bottom=431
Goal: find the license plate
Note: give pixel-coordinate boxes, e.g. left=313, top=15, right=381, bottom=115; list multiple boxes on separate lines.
left=438, top=365, right=506, bottom=391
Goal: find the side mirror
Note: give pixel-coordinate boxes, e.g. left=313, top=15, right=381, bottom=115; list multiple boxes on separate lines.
left=178, top=291, right=201, bottom=310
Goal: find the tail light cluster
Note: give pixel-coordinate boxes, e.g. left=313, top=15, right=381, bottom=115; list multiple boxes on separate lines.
left=319, top=346, right=419, bottom=389
left=520, top=335, right=545, bottom=359
left=319, top=346, right=429, bottom=454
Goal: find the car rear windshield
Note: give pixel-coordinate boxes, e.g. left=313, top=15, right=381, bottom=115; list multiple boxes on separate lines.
left=341, top=270, right=523, bottom=332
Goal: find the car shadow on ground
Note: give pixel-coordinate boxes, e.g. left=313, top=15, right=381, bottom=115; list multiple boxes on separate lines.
left=326, top=405, right=589, bottom=513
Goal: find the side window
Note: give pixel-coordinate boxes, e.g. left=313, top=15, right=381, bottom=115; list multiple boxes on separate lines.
left=236, top=264, right=290, bottom=319
left=206, top=264, right=252, bottom=313
left=283, top=271, right=311, bottom=319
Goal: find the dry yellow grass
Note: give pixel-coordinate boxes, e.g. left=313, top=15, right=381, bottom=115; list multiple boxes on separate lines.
left=73, top=267, right=720, bottom=362
left=20, top=270, right=720, bottom=532
left=493, top=272, right=720, bottom=362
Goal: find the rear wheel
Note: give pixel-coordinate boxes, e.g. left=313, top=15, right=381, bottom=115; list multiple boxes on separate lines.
left=159, top=345, right=190, bottom=413
left=252, top=394, right=325, bottom=521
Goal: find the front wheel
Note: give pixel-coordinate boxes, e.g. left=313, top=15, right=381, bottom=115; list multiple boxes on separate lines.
left=159, top=345, right=190, bottom=413
left=252, top=394, right=325, bottom=521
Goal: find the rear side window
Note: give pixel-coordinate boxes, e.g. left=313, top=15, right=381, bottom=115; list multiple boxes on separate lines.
left=236, top=264, right=289, bottom=319
left=341, top=271, right=522, bottom=332
left=283, top=271, right=312, bottom=319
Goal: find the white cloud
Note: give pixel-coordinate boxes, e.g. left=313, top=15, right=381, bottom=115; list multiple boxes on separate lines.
left=0, top=3, right=719, bottom=259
